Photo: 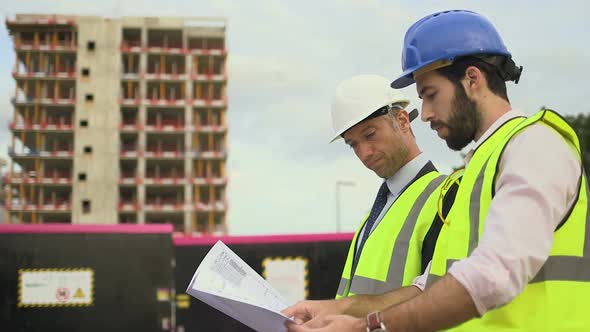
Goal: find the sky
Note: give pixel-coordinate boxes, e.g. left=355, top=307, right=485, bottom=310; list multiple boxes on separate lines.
left=0, top=0, right=588, bottom=235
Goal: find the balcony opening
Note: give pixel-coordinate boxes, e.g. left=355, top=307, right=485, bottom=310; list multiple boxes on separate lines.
left=82, top=200, right=91, bottom=214
left=122, top=28, right=141, bottom=48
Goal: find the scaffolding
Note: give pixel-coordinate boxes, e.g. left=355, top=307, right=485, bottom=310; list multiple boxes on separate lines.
left=7, top=17, right=76, bottom=224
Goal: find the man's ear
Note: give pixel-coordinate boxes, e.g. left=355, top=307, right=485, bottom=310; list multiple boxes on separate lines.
left=396, top=110, right=411, bottom=133
left=463, top=65, right=484, bottom=96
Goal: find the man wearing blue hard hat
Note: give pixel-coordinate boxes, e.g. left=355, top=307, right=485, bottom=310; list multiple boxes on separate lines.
left=285, top=9, right=589, bottom=332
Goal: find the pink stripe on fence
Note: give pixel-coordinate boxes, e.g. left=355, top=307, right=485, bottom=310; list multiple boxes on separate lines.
left=173, top=232, right=354, bottom=246
left=0, top=224, right=174, bottom=234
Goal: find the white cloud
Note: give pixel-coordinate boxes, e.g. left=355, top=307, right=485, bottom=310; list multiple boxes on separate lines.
left=227, top=139, right=379, bottom=235
left=228, top=54, right=320, bottom=92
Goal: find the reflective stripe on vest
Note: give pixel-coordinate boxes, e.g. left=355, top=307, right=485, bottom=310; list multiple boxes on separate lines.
left=427, top=109, right=590, bottom=331
left=336, top=172, right=445, bottom=297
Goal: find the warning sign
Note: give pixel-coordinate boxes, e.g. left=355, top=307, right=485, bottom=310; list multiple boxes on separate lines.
left=157, top=288, right=170, bottom=302
left=18, top=268, right=94, bottom=307
left=262, top=257, right=308, bottom=304
left=176, top=294, right=190, bottom=309
left=73, top=288, right=85, bottom=299
left=56, top=287, right=70, bottom=303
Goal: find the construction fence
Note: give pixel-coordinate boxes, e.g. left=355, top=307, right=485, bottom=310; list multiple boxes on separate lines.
left=0, top=224, right=352, bottom=332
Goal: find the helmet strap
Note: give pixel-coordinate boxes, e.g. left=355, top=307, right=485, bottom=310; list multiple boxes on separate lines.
left=472, top=54, right=524, bottom=84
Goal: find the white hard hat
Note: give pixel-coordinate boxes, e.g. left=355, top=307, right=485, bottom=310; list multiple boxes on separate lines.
left=330, top=74, right=412, bottom=143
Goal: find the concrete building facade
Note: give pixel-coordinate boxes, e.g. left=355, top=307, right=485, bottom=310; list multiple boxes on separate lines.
left=6, top=14, right=228, bottom=234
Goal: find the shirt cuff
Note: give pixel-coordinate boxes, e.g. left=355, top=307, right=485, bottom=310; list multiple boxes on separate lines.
left=411, top=272, right=428, bottom=291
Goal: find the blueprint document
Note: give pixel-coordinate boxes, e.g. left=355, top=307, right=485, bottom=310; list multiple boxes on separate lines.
left=186, top=241, right=294, bottom=332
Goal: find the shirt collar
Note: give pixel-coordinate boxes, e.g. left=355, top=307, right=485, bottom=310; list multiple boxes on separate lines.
left=385, top=152, right=430, bottom=197
left=464, top=110, right=526, bottom=165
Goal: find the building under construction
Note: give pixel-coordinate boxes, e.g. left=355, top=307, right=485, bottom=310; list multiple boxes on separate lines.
left=5, top=14, right=228, bottom=234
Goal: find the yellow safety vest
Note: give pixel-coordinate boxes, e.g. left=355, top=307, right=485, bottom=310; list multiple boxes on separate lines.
left=336, top=169, right=446, bottom=298
left=428, top=109, right=590, bottom=331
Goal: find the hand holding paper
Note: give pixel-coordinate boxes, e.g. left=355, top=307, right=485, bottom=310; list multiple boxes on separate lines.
left=186, top=241, right=295, bottom=332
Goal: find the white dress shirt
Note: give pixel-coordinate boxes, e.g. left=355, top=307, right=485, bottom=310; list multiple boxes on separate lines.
left=357, top=152, right=431, bottom=251
left=412, top=110, right=581, bottom=315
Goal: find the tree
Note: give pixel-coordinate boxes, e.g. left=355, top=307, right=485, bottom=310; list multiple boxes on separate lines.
left=563, top=112, right=590, bottom=175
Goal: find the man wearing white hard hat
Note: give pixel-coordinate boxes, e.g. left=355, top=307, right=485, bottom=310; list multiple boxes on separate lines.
left=284, top=74, right=457, bottom=321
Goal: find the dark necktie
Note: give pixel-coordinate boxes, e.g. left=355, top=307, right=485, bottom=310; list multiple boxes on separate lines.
left=352, top=181, right=390, bottom=274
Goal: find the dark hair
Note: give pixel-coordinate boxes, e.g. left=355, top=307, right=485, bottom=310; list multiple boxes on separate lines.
left=436, top=56, right=510, bottom=103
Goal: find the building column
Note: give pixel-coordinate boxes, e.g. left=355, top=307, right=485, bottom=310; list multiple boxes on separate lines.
left=137, top=27, right=148, bottom=224
left=183, top=52, right=194, bottom=233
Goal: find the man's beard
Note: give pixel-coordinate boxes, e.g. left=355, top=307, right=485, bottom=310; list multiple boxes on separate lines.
left=444, top=84, right=481, bottom=151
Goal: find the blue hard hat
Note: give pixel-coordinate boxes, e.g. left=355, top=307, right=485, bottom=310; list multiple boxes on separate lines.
left=391, top=10, right=512, bottom=89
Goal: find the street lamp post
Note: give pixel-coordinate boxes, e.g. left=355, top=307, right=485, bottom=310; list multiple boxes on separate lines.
left=335, top=180, right=355, bottom=233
